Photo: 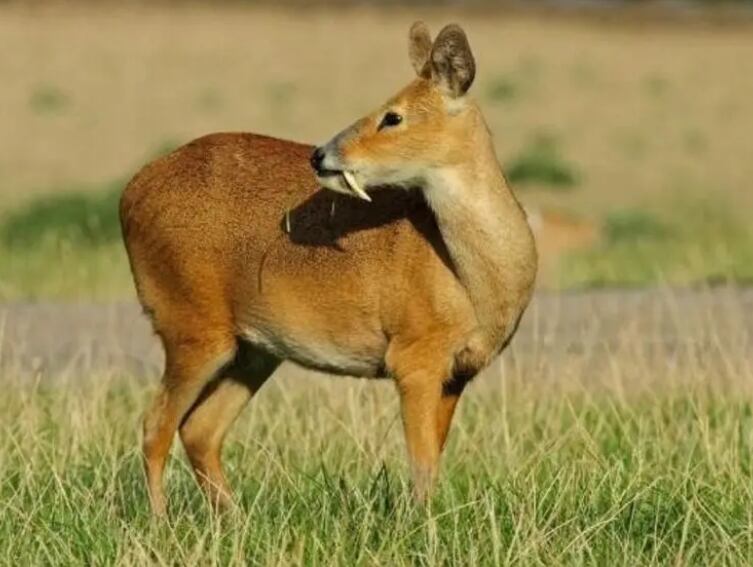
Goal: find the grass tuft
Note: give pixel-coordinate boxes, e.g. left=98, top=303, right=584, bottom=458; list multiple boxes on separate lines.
left=506, top=134, right=579, bottom=190
left=0, top=182, right=130, bottom=299
left=561, top=199, right=753, bottom=288
left=0, top=182, right=123, bottom=249
left=644, top=74, right=670, bottom=97
left=486, top=75, right=519, bottom=102
left=604, top=210, right=672, bottom=244
left=29, top=84, right=70, bottom=114
left=196, top=87, right=223, bottom=112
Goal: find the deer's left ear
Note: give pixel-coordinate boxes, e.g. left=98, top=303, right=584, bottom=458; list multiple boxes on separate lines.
left=408, top=21, right=433, bottom=78
left=430, top=24, right=476, bottom=98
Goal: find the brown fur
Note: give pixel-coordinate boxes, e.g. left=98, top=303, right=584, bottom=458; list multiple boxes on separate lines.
left=120, top=22, right=537, bottom=515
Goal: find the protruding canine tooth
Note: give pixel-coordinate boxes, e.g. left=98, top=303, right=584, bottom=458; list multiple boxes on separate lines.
left=342, top=170, right=371, bottom=202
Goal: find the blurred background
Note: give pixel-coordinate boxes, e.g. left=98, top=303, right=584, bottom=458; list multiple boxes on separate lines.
left=1, top=0, right=752, bottom=298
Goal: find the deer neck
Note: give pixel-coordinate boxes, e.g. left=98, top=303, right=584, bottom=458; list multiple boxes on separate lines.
left=422, top=110, right=537, bottom=348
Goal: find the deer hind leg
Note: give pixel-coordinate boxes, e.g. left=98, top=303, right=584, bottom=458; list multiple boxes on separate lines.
left=143, top=331, right=236, bottom=517
left=179, top=343, right=279, bottom=511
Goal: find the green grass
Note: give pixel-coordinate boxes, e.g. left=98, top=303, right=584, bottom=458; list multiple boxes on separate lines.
left=196, top=87, right=223, bottom=113
left=0, top=241, right=131, bottom=300
left=1, top=181, right=122, bottom=248
left=29, top=84, right=70, bottom=114
left=603, top=209, right=672, bottom=243
left=505, top=134, right=579, bottom=190
left=0, top=181, right=131, bottom=299
left=562, top=199, right=753, bottom=288
left=1, top=349, right=751, bottom=564
left=644, top=74, right=670, bottom=98
left=486, top=75, right=519, bottom=103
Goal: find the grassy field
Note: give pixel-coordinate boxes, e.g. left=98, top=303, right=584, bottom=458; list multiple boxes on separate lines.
left=1, top=294, right=752, bottom=565
left=1, top=5, right=752, bottom=564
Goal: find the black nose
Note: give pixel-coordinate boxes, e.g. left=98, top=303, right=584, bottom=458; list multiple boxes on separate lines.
left=310, top=146, right=325, bottom=173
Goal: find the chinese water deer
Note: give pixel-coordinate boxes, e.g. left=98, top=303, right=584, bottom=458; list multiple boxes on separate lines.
left=120, top=22, right=537, bottom=515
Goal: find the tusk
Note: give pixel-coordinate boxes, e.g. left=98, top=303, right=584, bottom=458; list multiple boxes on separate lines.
left=342, top=170, right=371, bottom=202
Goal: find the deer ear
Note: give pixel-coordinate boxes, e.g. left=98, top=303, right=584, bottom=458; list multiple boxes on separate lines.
left=408, top=21, right=433, bottom=78
left=430, top=24, right=476, bottom=98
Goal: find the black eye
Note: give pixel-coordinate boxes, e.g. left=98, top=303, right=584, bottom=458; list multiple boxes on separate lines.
left=378, top=112, right=403, bottom=131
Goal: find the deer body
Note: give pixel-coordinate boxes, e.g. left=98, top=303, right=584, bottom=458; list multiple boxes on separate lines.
left=121, top=23, right=536, bottom=515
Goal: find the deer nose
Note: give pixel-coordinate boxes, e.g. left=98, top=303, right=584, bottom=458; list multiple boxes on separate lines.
left=310, top=146, right=326, bottom=173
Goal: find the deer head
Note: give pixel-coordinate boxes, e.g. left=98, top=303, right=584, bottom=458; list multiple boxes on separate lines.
left=311, top=22, right=479, bottom=201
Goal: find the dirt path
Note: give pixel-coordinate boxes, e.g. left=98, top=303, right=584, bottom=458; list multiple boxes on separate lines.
left=2, top=288, right=750, bottom=380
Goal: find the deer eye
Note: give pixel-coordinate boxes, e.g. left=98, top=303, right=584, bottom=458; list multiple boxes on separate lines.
left=378, top=112, right=403, bottom=131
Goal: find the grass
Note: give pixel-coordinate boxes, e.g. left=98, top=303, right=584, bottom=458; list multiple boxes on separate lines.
left=0, top=135, right=180, bottom=300
left=196, top=88, right=223, bottom=113
left=562, top=199, right=753, bottom=288
left=1, top=297, right=751, bottom=564
left=505, top=134, right=579, bottom=190
left=29, top=84, right=70, bottom=115
left=486, top=75, right=519, bottom=103
left=644, top=74, right=670, bottom=98
left=0, top=241, right=131, bottom=300
left=0, top=181, right=122, bottom=249
left=0, top=181, right=130, bottom=300
left=0, top=8, right=751, bottom=563
left=603, top=209, right=672, bottom=243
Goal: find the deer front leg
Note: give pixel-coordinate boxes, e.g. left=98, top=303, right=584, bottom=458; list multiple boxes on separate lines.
left=387, top=332, right=460, bottom=502
left=436, top=391, right=462, bottom=451
left=396, top=371, right=443, bottom=503
left=437, top=368, right=474, bottom=450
